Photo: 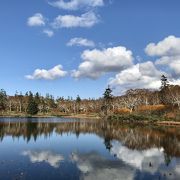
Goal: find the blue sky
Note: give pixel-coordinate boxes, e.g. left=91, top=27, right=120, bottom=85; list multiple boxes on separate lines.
left=0, top=0, right=180, bottom=98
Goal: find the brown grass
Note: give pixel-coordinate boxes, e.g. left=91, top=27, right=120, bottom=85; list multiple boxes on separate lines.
left=114, top=108, right=131, bottom=114
left=137, top=104, right=166, bottom=111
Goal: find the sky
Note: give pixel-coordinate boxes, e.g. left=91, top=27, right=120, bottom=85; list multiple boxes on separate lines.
left=0, top=0, right=180, bottom=98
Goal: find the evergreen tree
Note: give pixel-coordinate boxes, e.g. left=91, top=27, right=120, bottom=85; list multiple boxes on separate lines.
left=103, top=85, right=113, bottom=101
left=0, top=89, right=7, bottom=111
left=161, top=75, right=169, bottom=89
left=46, top=93, right=57, bottom=109
left=27, top=92, right=38, bottom=115
left=34, top=92, right=41, bottom=105
left=160, top=75, right=170, bottom=105
left=76, top=95, right=81, bottom=103
left=75, top=95, right=81, bottom=113
left=102, top=85, right=113, bottom=116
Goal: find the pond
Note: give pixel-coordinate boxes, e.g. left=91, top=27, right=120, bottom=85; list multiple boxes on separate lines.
left=0, top=117, right=179, bottom=180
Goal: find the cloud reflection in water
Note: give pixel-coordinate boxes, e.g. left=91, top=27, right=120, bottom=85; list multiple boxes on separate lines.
left=71, top=151, right=135, bottom=180
left=111, top=141, right=180, bottom=179
left=70, top=141, right=180, bottom=180
left=22, top=150, right=64, bottom=168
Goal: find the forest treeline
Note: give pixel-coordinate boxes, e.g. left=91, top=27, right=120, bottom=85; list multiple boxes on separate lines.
left=0, top=75, right=180, bottom=120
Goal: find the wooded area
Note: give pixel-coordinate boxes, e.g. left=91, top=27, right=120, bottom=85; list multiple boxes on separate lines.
left=0, top=75, right=180, bottom=120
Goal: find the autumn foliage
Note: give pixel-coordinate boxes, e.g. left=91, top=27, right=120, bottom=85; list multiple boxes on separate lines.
left=0, top=76, right=179, bottom=120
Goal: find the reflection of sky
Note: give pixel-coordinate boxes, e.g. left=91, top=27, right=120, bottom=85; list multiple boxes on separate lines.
left=0, top=121, right=180, bottom=180
left=71, top=149, right=180, bottom=180
left=175, top=164, right=180, bottom=175
left=22, top=150, right=64, bottom=168
left=110, top=141, right=180, bottom=179
left=0, top=117, right=80, bottom=123
left=111, top=141, right=164, bottom=172
left=71, top=151, right=135, bottom=180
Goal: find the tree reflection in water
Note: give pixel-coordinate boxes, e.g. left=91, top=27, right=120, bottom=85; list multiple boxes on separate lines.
left=0, top=119, right=179, bottom=179
left=0, top=120, right=179, bottom=157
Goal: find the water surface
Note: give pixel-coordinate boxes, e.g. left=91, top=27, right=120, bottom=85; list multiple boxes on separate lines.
left=0, top=117, right=179, bottom=180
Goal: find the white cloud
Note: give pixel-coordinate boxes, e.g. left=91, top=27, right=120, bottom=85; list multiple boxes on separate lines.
left=52, top=11, right=99, bottom=28
left=27, top=13, right=46, bottom=27
left=25, top=65, right=67, bottom=80
left=22, top=150, right=64, bottom=168
left=145, top=35, right=180, bottom=57
left=145, top=35, right=180, bottom=76
left=43, top=29, right=54, bottom=37
left=109, top=61, right=163, bottom=92
left=67, top=37, right=95, bottom=47
left=109, top=37, right=180, bottom=93
left=72, top=46, right=134, bottom=79
left=49, top=0, right=104, bottom=10
left=155, top=56, right=180, bottom=75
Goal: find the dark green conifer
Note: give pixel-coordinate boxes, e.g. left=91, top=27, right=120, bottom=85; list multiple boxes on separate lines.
left=27, top=92, right=38, bottom=115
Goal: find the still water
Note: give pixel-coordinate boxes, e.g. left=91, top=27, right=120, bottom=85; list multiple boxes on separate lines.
left=0, top=117, right=179, bottom=180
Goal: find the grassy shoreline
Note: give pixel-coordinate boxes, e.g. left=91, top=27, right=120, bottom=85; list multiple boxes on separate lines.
left=0, top=113, right=100, bottom=119
left=107, top=114, right=180, bottom=126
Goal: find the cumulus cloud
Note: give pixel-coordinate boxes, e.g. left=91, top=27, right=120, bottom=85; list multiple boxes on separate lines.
left=52, top=11, right=99, bottom=28
left=109, top=61, right=163, bottom=92
left=69, top=36, right=180, bottom=93
left=72, top=46, right=134, bottom=79
left=43, top=29, right=54, bottom=37
left=22, top=150, right=64, bottom=168
left=145, top=35, right=180, bottom=76
left=27, top=12, right=99, bottom=37
left=27, top=13, right=46, bottom=27
left=145, top=35, right=180, bottom=57
left=109, top=38, right=180, bottom=93
left=155, top=56, right=180, bottom=75
left=49, top=0, right=104, bottom=10
left=25, top=65, right=67, bottom=80
left=67, top=37, right=95, bottom=47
